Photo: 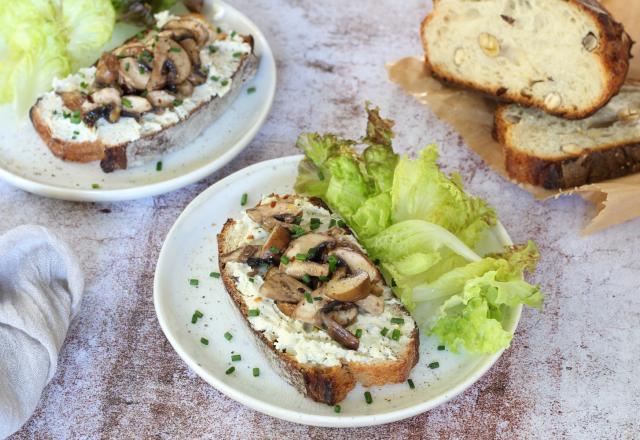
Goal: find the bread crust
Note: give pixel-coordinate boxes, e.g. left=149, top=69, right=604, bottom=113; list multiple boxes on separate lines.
left=421, top=0, right=633, bottom=120
left=30, top=19, right=258, bottom=172
left=216, top=197, right=419, bottom=405
left=494, top=104, right=640, bottom=189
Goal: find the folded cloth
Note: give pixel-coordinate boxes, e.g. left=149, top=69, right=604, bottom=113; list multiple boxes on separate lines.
left=0, top=226, right=84, bottom=439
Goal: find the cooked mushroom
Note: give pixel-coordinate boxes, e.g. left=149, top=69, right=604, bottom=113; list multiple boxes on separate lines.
left=158, top=28, right=194, bottom=42
left=180, top=38, right=201, bottom=66
left=259, top=271, right=307, bottom=303
left=322, top=301, right=358, bottom=327
left=284, top=233, right=335, bottom=259
left=164, top=18, right=210, bottom=46
left=260, top=224, right=290, bottom=258
left=356, top=294, right=384, bottom=315
left=321, top=312, right=359, bottom=350
left=282, top=260, right=329, bottom=279
left=188, top=69, right=208, bottom=86
left=276, top=301, right=297, bottom=318
left=59, top=91, right=86, bottom=112
left=246, top=201, right=302, bottom=230
left=113, top=42, right=146, bottom=58
left=95, top=53, right=120, bottom=85
left=330, top=248, right=382, bottom=284
left=121, top=95, right=152, bottom=118
left=119, top=57, right=150, bottom=90
left=322, top=270, right=370, bottom=302
left=220, top=245, right=259, bottom=264
left=89, top=87, right=121, bottom=123
left=147, top=90, right=176, bottom=108
left=147, top=38, right=171, bottom=90
left=292, top=299, right=325, bottom=326
left=166, top=39, right=192, bottom=84
left=175, top=80, right=194, bottom=98
left=330, top=265, right=348, bottom=281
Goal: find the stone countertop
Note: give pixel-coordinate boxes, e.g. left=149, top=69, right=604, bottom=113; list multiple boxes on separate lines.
left=4, top=1, right=640, bottom=438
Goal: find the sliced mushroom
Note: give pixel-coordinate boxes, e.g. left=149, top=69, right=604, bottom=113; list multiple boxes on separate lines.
left=95, top=53, right=120, bottom=85
left=246, top=201, right=302, bottom=230
left=330, top=248, right=381, bottom=284
left=147, top=38, right=171, bottom=91
left=260, top=224, right=290, bottom=258
left=113, top=42, right=146, bottom=58
left=356, top=294, right=384, bottom=315
left=59, top=91, right=86, bottom=112
left=322, top=301, right=358, bottom=327
left=158, top=28, right=194, bottom=42
left=119, top=57, right=150, bottom=90
left=166, top=39, right=192, bottom=84
left=282, top=260, right=329, bottom=279
left=276, top=302, right=297, bottom=318
left=176, top=80, right=194, bottom=98
left=330, top=265, right=348, bottom=281
left=285, top=233, right=335, bottom=259
left=292, top=299, right=325, bottom=326
left=259, top=271, right=307, bottom=303
left=164, top=18, right=210, bottom=46
left=89, top=88, right=121, bottom=123
left=322, top=270, right=370, bottom=302
left=220, top=245, right=259, bottom=264
left=188, top=69, right=208, bottom=86
left=121, top=95, right=152, bottom=118
left=147, top=90, right=176, bottom=108
left=180, top=38, right=201, bottom=66
left=321, top=313, right=359, bottom=350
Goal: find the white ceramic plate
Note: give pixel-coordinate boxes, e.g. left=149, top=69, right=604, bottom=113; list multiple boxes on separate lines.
left=154, top=155, right=521, bottom=427
left=0, top=0, right=275, bottom=202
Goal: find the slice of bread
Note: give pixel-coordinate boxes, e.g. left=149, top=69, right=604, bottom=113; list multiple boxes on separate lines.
left=421, top=0, right=632, bottom=119
left=494, top=82, right=640, bottom=189
left=217, top=195, right=419, bottom=405
left=30, top=13, right=258, bottom=172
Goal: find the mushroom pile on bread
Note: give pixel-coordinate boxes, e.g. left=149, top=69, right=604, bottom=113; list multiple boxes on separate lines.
left=57, top=14, right=251, bottom=127
left=220, top=197, right=386, bottom=350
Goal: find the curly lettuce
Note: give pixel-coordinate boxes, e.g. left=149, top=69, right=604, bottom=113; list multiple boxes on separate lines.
left=295, top=104, right=543, bottom=354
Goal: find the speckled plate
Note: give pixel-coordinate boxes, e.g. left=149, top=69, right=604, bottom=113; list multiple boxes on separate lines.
left=0, top=0, right=275, bottom=202
left=154, top=155, right=521, bottom=427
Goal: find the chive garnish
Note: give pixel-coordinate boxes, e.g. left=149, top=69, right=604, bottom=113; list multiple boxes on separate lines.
left=247, top=86, right=256, bottom=94
left=191, top=310, right=203, bottom=324
left=91, top=183, right=100, bottom=189
left=125, top=62, right=130, bottom=71
left=225, top=366, right=235, bottom=375
left=80, top=81, right=88, bottom=89
left=156, top=161, right=163, bottom=171
left=122, top=98, right=132, bottom=108
left=304, top=292, right=313, bottom=303
left=428, top=361, right=440, bottom=369
left=391, top=317, right=405, bottom=325
left=408, top=379, right=415, bottom=389
left=216, top=26, right=222, bottom=33
left=230, top=31, right=237, bottom=38
left=355, top=329, right=363, bottom=338
left=329, top=219, right=337, bottom=228
left=210, top=271, right=221, bottom=278
left=293, top=216, right=303, bottom=225
left=248, top=277, right=254, bottom=283
left=391, top=279, right=397, bottom=287
left=139, top=66, right=145, bottom=75
left=240, top=193, right=248, bottom=206
left=391, top=329, right=401, bottom=341
left=232, top=51, right=242, bottom=58
left=295, top=253, right=307, bottom=261
left=252, top=367, right=260, bottom=377
left=169, top=47, right=181, bottom=52
left=224, top=331, right=233, bottom=341
left=210, top=75, right=220, bottom=81
left=280, top=255, right=290, bottom=265
left=208, top=45, right=218, bottom=54
left=173, top=99, right=183, bottom=107
left=337, top=220, right=347, bottom=228
left=200, top=337, right=209, bottom=345
left=437, top=345, right=445, bottom=351
left=291, top=225, right=306, bottom=238
left=248, top=309, right=260, bottom=317
left=309, top=218, right=322, bottom=230
left=318, top=275, right=329, bottom=282
left=313, top=296, right=322, bottom=301
left=269, top=246, right=280, bottom=254
left=328, top=255, right=338, bottom=273
left=221, top=79, right=229, bottom=86
left=364, top=391, right=373, bottom=404
left=231, top=354, right=241, bottom=362
left=70, top=111, right=82, bottom=124
left=189, top=278, right=199, bottom=286
left=334, top=405, right=341, bottom=413
left=140, top=90, right=148, bottom=97
left=380, top=327, right=389, bottom=337
left=302, top=274, right=311, bottom=284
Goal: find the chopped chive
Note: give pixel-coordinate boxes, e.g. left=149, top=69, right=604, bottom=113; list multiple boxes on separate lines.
left=429, top=361, right=440, bottom=369
left=240, top=193, right=248, bottom=206
left=200, top=337, right=209, bottom=345
left=73, top=130, right=80, bottom=135
left=210, top=271, right=221, bottom=278
left=230, top=31, right=237, bottom=38
left=125, top=62, right=130, bottom=71
left=122, top=98, right=132, bottom=108
left=169, top=47, right=181, bottom=52
left=189, top=278, right=199, bottom=286
left=252, top=367, right=260, bottom=377
left=295, top=253, right=307, bottom=261
left=337, top=220, right=347, bottom=228
left=139, top=66, right=145, bottom=75
left=140, top=90, right=148, bottom=97
left=364, top=391, right=373, bottom=404
left=313, top=296, right=323, bottom=301
left=334, top=405, right=341, bottom=413
left=391, top=329, right=401, bottom=341
left=248, top=309, right=260, bottom=317
left=304, top=292, right=313, bottom=303
left=232, top=51, right=242, bottom=58
left=309, top=218, right=322, bottom=230
left=156, top=161, right=163, bottom=171
left=247, top=86, right=256, bottom=94
left=291, top=225, right=306, bottom=238
left=225, top=366, right=235, bottom=375
left=380, top=327, right=389, bottom=337
left=328, top=255, right=338, bottom=273
left=91, top=183, right=101, bottom=189
left=280, top=255, right=290, bottom=265
left=318, top=170, right=325, bottom=181
left=391, top=317, right=405, bottom=325
left=269, top=246, right=280, bottom=254
left=408, top=379, right=415, bottom=389
left=329, top=219, right=337, bottom=228
left=355, top=329, right=363, bottom=338
left=80, top=81, right=88, bottom=89
left=292, top=216, right=303, bottom=225
left=216, top=26, right=223, bottom=33
left=248, top=277, right=255, bottom=283
left=191, top=310, right=203, bottom=324
left=70, top=111, right=82, bottom=124
left=302, top=274, right=311, bottom=284
left=208, top=45, right=218, bottom=54
left=391, top=279, right=397, bottom=287
left=173, top=99, right=183, bottom=107
left=221, top=79, right=229, bottom=86
left=231, top=354, right=241, bottom=362
left=224, top=331, right=233, bottom=341
left=437, top=345, right=445, bottom=351
left=210, top=75, right=220, bottom=81
left=318, top=275, right=329, bottom=282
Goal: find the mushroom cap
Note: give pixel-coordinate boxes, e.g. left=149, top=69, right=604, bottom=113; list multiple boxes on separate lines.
left=119, top=57, right=150, bottom=91
left=147, top=90, right=176, bottom=108
left=330, top=247, right=382, bottom=284
left=281, top=260, right=329, bottom=279
left=285, top=233, right=335, bottom=259
left=260, top=224, right=291, bottom=258
left=259, top=271, right=308, bottom=303
left=322, top=270, right=371, bottom=302
left=246, top=201, right=302, bottom=230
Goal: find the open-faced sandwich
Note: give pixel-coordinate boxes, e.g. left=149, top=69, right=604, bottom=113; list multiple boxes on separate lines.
left=30, top=11, right=258, bottom=172
left=217, top=194, right=419, bottom=405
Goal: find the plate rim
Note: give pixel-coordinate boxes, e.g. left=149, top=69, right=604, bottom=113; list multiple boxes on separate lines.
left=0, top=0, right=276, bottom=202
left=154, top=154, right=523, bottom=428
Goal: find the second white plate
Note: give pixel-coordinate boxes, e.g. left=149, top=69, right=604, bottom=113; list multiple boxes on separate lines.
left=0, top=0, right=276, bottom=202
left=154, top=155, right=522, bottom=427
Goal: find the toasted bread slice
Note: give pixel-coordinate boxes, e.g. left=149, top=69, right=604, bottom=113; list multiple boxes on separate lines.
left=217, top=195, right=419, bottom=405
left=30, top=13, right=258, bottom=172
left=495, top=82, right=640, bottom=189
left=421, top=0, right=632, bottom=119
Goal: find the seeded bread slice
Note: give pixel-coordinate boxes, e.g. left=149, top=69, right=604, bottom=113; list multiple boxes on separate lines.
left=494, top=82, right=640, bottom=189
left=217, top=196, right=419, bottom=405
left=421, top=0, right=633, bottom=119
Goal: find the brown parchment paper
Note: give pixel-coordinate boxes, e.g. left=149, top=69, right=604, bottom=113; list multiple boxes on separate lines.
left=386, top=0, right=640, bottom=235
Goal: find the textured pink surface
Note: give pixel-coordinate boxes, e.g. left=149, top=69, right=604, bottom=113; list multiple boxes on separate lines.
left=3, top=1, right=640, bottom=438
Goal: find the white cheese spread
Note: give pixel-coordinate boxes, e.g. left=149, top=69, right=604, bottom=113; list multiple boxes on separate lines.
left=226, top=196, right=415, bottom=367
